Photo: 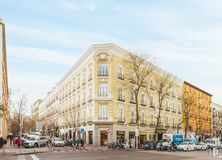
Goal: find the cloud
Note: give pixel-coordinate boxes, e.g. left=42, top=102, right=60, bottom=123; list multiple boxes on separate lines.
left=52, top=0, right=96, bottom=12
left=7, top=24, right=117, bottom=49
left=8, top=45, right=76, bottom=65
left=9, top=71, right=61, bottom=113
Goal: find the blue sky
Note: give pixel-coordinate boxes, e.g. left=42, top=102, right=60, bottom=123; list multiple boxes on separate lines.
left=1, top=0, right=222, bottom=111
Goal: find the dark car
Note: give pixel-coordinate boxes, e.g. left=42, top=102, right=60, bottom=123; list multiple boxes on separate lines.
left=144, top=141, right=157, bottom=150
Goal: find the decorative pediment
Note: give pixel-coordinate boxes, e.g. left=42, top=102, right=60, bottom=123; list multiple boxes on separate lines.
left=94, top=51, right=112, bottom=60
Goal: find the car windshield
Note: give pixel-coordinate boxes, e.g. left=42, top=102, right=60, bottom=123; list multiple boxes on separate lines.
left=55, top=138, right=63, bottom=141
left=181, top=142, right=189, bottom=145
left=207, top=140, right=214, bottom=144
left=26, top=137, right=36, bottom=141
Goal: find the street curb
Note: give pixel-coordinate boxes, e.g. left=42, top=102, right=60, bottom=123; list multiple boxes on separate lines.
left=12, top=150, right=51, bottom=156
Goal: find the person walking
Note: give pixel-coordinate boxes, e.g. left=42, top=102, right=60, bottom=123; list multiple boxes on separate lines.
left=0, top=137, right=4, bottom=149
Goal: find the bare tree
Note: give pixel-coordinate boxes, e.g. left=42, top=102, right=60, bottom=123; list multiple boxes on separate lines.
left=181, top=92, right=196, bottom=138
left=125, top=53, right=156, bottom=148
left=146, top=69, right=176, bottom=140
left=9, top=95, right=27, bottom=136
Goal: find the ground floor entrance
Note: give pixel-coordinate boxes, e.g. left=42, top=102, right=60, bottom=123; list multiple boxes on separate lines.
left=88, top=131, right=93, bottom=144
left=100, top=131, right=108, bottom=146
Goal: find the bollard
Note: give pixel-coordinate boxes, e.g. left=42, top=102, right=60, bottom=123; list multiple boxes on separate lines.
left=213, top=148, right=216, bottom=157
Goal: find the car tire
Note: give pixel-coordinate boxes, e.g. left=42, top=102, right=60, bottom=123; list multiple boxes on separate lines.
left=34, top=143, right=38, bottom=148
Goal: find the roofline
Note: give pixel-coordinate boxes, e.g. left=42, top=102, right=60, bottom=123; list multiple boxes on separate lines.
left=56, top=43, right=128, bottom=86
left=184, top=81, right=212, bottom=96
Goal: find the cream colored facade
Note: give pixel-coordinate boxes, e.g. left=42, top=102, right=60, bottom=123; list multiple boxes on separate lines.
left=0, top=19, right=9, bottom=138
left=211, top=102, right=222, bottom=137
left=38, top=44, right=183, bottom=145
left=31, top=99, right=42, bottom=122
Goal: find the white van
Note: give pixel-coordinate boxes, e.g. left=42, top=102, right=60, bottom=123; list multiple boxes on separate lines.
left=206, top=138, right=221, bottom=148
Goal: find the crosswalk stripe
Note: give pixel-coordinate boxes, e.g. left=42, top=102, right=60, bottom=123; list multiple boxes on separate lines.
left=17, top=155, right=25, bottom=160
left=30, top=154, right=40, bottom=160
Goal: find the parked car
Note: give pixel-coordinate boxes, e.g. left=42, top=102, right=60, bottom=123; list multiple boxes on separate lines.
left=195, top=142, right=207, bottom=150
left=156, top=139, right=170, bottom=151
left=52, top=138, right=65, bottom=147
left=206, top=138, right=221, bottom=149
left=143, top=141, right=157, bottom=150
left=24, top=136, right=39, bottom=148
left=177, top=141, right=195, bottom=151
left=24, top=136, right=48, bottom=148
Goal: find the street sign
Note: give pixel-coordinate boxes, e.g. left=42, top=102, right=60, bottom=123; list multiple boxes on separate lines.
left=80, top=128, right=84, bottom=134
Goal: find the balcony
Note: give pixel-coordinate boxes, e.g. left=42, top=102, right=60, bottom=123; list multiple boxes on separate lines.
left=87, top=97, right=92, bottom=102
left=94, top=116, right=113, bottom=124
left=98, top=72, right=108, bottom=77
left=118, top=73, right=124, bottom=80
left=118, top=95, right=125, bottom=102
left=88, top=76, right=92, bottom=82
left=140, top=121, right=146, bottom=127
left=140, top=103, right=146, bottom=106
left=130, top=120, right=137, bottom=125
left=150, top=86, right=155, bottom=90
left=94, top=92, right=113, bottom=101
left=87, top=117, right=92, bottom=122
left=118, top=117, right=125, bottom=123
left=150, top=104, right=155, bottom=108
left=82, top=81, right=86, bottom=86
left=150, top=123, right=155, bottom=127
left=166, top=107, right=170, bottom=112
left=130, top=100, right=136, bottom=104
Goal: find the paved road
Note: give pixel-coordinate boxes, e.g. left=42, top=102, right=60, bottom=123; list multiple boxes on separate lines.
left=0, top=149, right=213, bottom=160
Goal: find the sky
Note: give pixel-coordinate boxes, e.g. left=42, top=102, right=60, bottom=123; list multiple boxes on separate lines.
left=0, top=0, right=222, bottom=113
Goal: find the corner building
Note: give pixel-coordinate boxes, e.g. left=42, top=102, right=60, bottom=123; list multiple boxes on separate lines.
left=39, top=44, right=183, bottom=146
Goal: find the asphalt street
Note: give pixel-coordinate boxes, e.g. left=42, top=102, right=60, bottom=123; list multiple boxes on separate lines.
left=0, top=150, right=212, bottom=160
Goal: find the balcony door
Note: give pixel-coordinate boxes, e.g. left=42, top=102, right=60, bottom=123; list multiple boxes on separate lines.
left=99, top=83, right=108, bottom=96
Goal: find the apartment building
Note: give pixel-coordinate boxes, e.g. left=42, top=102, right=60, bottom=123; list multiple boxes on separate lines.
left=31, top=99, right=42, bottom=122
left=37, top=44, right=184, bottom=146
left=211, top=102, right=222, bottom=138
left=183, top=81, right=212, bottom=140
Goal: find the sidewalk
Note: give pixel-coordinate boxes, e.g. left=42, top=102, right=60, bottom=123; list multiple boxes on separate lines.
left=84, top=145, right=109, bottom=151
left=1, top=143, right=50, bottom=155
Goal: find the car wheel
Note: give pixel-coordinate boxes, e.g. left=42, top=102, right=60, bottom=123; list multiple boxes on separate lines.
left=34, top=143, right=38, bottom=148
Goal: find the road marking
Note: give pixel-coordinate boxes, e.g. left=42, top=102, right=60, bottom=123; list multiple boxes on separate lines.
left=30, top=154, right=40, bottom=160
left=17, top=155, right=25, bottom=160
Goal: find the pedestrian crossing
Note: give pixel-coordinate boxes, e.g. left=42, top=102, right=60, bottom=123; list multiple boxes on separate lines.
left=17, top=154, right=40, bottom=160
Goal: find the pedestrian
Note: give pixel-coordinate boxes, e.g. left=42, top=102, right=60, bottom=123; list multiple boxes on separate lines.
left=0, top=137, right=4, bottom=148
left=15, top=136, right=21, bottom=148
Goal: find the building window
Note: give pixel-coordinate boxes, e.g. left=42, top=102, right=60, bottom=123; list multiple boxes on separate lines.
left=88, top=88, right=92, bottom=101
left=172, top=88, right=175, bottom=97
left=178, top=104, right=181, bottom=113
left=150, top=95, right=154, bottom=107
left=150, top=80, right=154, bottom=89
left=131, top=111, right=136, bottom=123
left=118, top=65, right=124, bottom=79
left=150, top=113, right=154, bottom=125
left=141, top=112, right=145, bottom=124
left=99, top=104, right=108, bottom=120
left=130, top=90, right=136, bottom=103
left=166, top=116, right=169, bottom=126
left=172, top=103, right=175, bottom=112
left=99, top=82, right=108, bottom=96
left=99, top=61, right=108, bottom=76
left=82, top=73, right=86, bottom=85
left=118, top=86, right=124, bottom=101
left=141, top=94, right=146, bottom=105
left=118, top=106, right=124, bottom=122
left=172, top=117, right=175, bottom=127
left=88, top=67, right=92, bottom=81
